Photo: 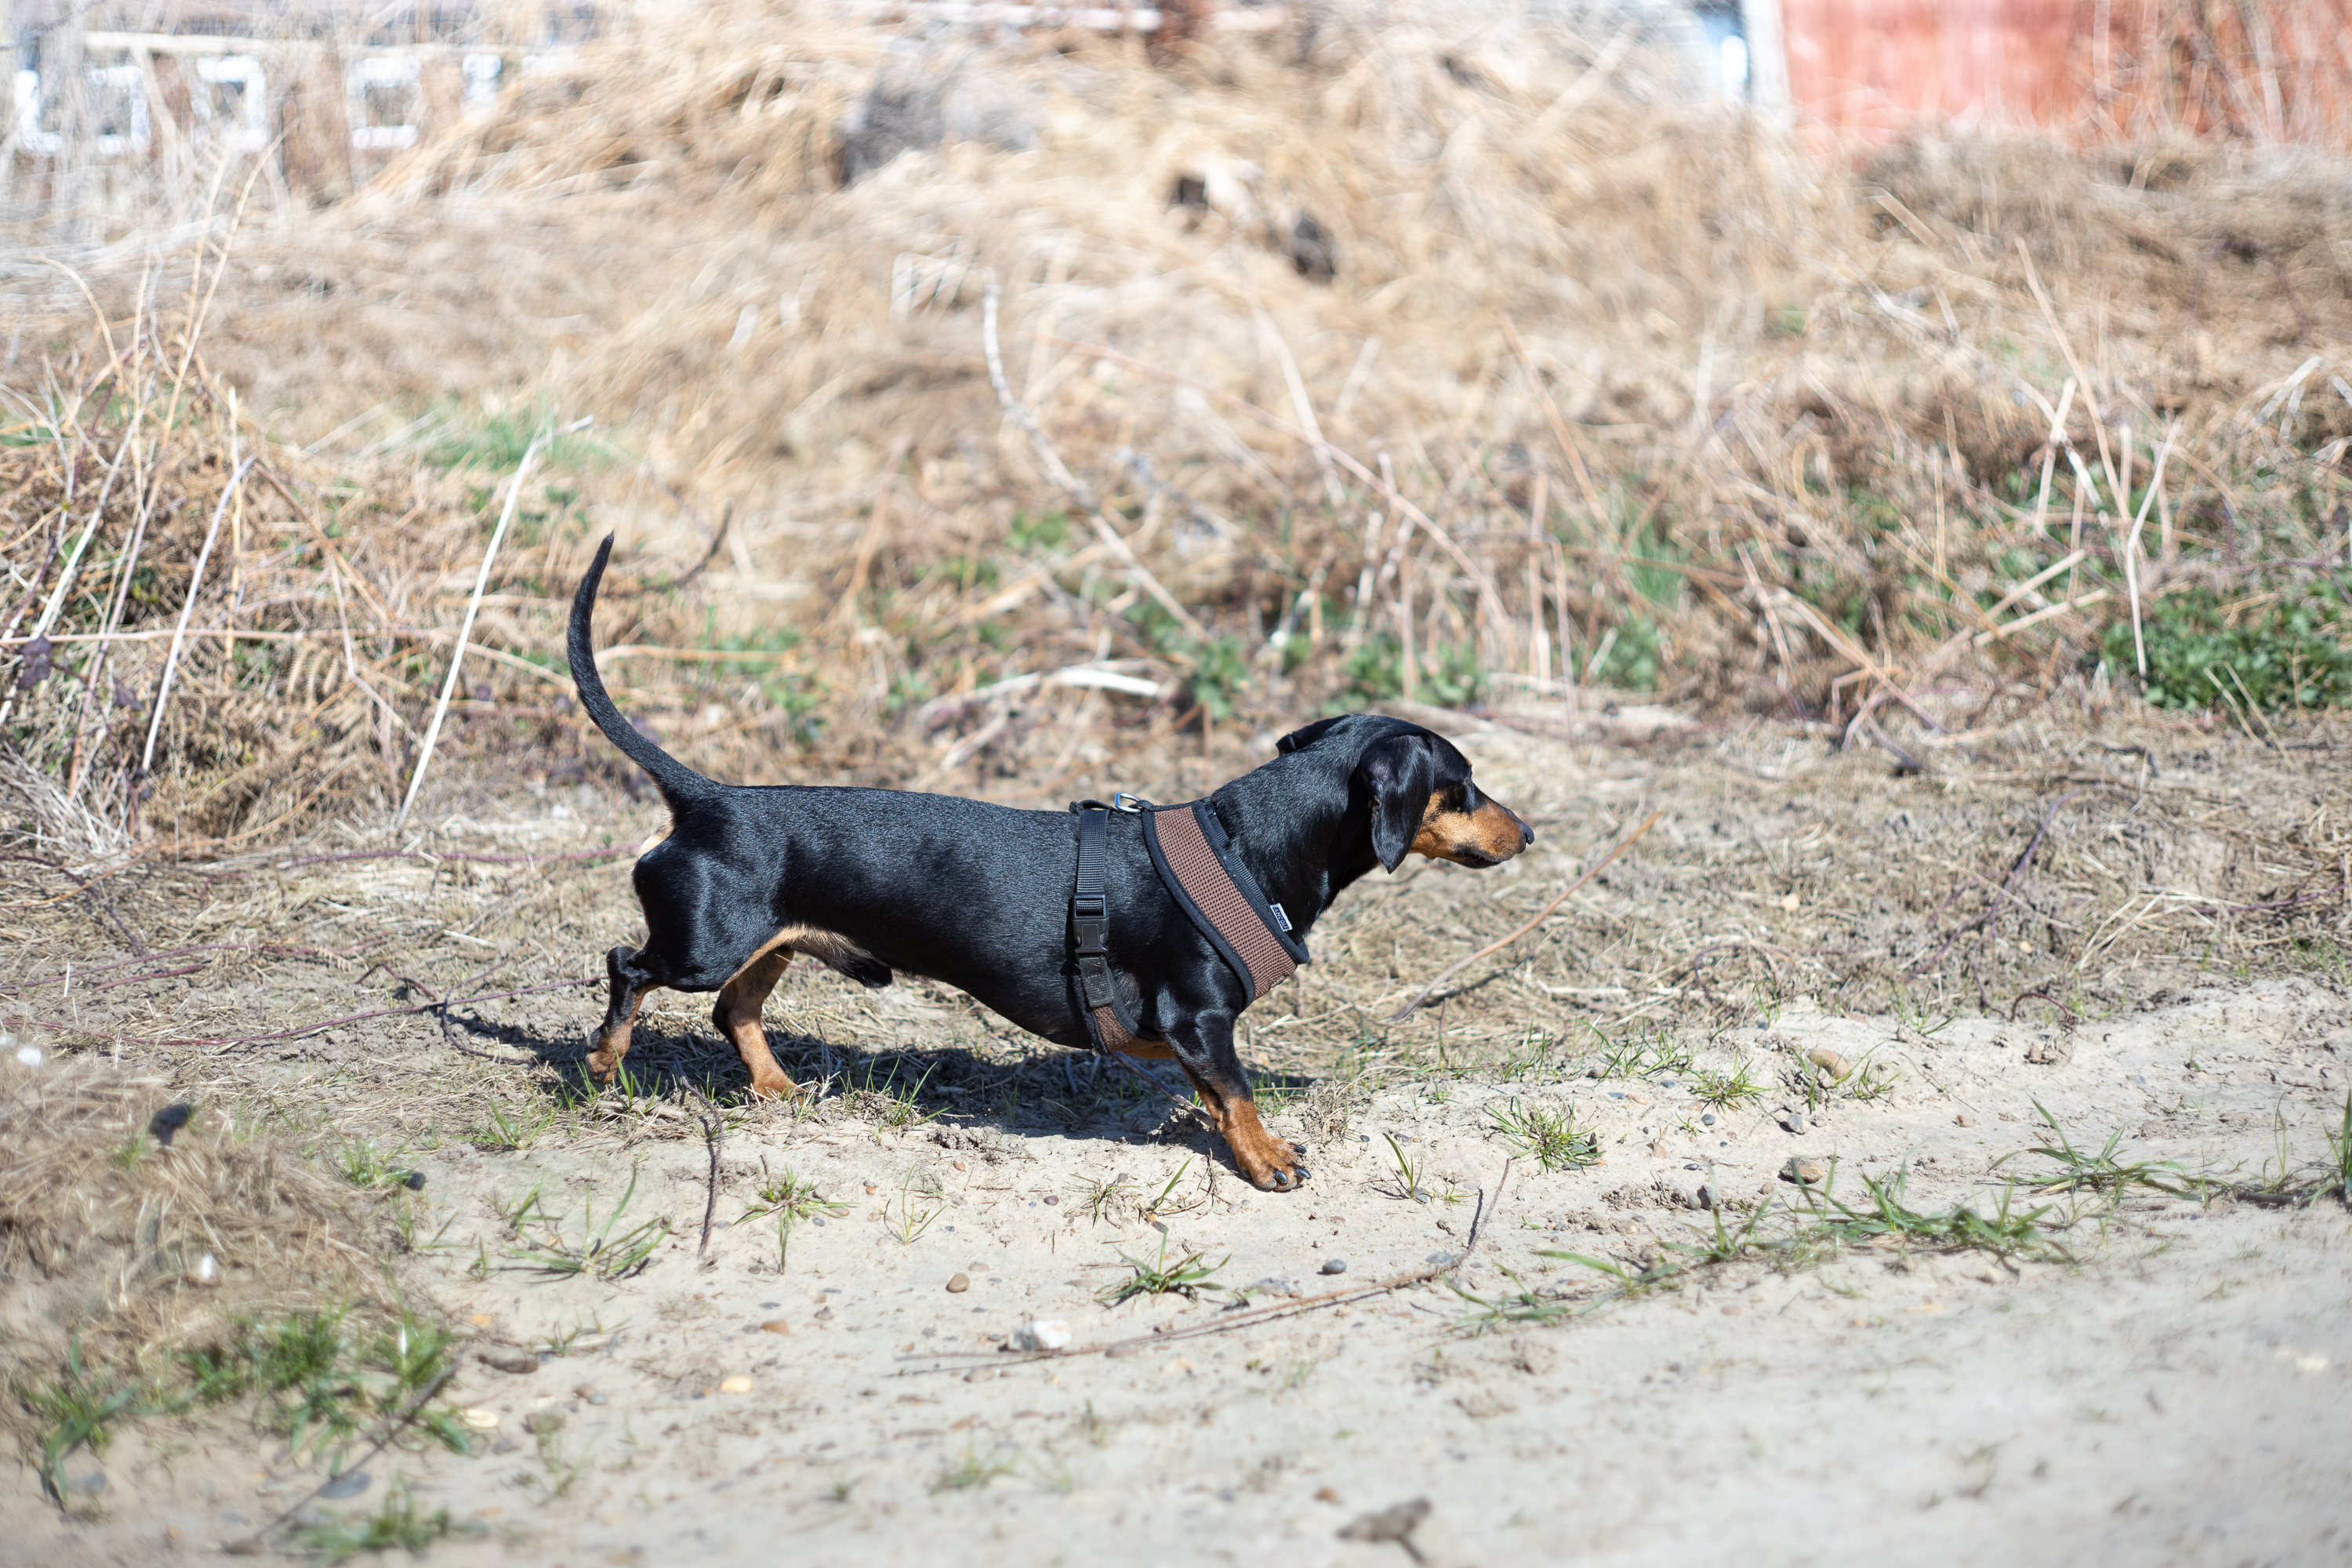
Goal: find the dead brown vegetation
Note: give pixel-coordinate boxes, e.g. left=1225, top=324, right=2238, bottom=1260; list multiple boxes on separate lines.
left=0, top=1058, right=389, bottom=1422
left=1, top=3, right=2349, bottom=856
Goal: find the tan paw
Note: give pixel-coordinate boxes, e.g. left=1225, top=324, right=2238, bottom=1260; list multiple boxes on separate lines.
left=747, top=1072, right=804, bottom=1102
left=1230, top=1131, right=1312, bottom=1192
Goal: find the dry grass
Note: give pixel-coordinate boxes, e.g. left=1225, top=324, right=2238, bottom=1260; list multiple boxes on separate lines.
left=0, top=1057, right=394, bottom=1426
left=0, top=4, right=2348, bottom=855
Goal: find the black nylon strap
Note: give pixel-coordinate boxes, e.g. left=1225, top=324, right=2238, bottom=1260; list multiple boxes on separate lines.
left=1070, top=807, right=1115, bottom=1011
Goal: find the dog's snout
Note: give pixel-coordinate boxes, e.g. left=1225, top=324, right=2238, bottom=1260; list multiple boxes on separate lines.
left=1520, top=817, right=1535, bottom=848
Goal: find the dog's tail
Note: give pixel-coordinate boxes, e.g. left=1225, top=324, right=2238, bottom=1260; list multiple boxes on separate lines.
left=568, top=535, right=718, bottom=807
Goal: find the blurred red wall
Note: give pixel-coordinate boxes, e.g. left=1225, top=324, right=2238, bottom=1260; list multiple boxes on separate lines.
left=1780, top=0, right=2352, bottom=146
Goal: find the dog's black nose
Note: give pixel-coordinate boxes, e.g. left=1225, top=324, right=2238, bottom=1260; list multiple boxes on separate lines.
left=1520, top=818, right=1536, bottom=848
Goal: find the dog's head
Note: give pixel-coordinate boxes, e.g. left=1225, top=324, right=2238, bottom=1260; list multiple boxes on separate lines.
left=1277, top=714, right=1534, bottom=873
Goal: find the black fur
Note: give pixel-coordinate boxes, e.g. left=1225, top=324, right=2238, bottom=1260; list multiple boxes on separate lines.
left=568, top=535, right=1530, bottom=1189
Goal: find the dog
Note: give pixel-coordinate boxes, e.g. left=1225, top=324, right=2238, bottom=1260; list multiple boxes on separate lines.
left=568, top=536, right=1533, bottom=1190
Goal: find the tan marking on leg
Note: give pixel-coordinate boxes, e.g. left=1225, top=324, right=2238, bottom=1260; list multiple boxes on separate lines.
left=717, top=941, right=800, bottom=1100
left=636, top=822, right=673, bottom=857
left=789, top=927, right=883, bottom=974
left=1178, top=1065, right=1304, bottom=1191
left=586, top=989, right=644, bottom=1083
left=1105, top=1036, right=1177, bottom=1060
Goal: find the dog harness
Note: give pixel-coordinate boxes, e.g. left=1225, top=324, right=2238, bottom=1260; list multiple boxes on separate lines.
left=1068, top=793, right=1310, bottom=1051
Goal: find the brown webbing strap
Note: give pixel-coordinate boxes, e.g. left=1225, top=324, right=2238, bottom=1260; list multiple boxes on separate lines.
left=1152, top=805, right=1298, bottom=1000
left=1091, top=997, right=1156, bottom=1052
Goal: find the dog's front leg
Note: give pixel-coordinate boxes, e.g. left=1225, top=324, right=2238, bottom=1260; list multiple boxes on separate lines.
left=1167, top=1008, right=1310, bottom=1192
left=587, top=945, right=655, bottom=1083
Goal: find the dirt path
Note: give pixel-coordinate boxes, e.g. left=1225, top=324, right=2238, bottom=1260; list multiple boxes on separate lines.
left=7, top=714, right=2351, bottom=1566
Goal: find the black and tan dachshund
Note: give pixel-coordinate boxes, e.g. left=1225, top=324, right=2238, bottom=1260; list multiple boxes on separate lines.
left=568, top=537, right=1533, bottom=1190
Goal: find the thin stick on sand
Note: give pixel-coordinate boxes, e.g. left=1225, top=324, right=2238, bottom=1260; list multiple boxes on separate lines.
left=906, top=1159, right=1514, bottom=1371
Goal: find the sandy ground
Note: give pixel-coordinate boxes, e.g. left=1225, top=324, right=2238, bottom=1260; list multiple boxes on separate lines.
left=7, top=715, right=2352, bottom=1566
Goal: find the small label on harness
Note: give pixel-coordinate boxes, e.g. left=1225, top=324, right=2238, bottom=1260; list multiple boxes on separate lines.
left=1268, top=901, right=1292, bottom=931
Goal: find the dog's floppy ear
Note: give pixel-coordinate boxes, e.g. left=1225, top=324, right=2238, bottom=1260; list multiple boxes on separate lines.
left=1276, top=717, right=1345, bottom=756
left=1359, top=733, right=1438, bottom=872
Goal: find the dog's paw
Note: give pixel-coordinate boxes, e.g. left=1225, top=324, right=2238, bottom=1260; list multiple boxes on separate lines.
left=1237, top=1142, right=1312, bottom=1192
left=746, top=1073, right=805, bottom=1102
left=1260, top=1162, right=1312, bottom=1192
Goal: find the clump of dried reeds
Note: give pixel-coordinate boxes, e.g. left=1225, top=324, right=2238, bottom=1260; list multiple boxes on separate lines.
left=6, top=2, right=2352, bottom=842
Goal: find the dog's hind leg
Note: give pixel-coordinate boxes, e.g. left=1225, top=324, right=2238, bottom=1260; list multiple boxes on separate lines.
left=587, top=945, right=657, bottom=1083
left=713, top=938, right=801, bottom=1101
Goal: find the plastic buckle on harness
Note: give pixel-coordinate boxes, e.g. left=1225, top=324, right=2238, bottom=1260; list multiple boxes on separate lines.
left=1071, top=895, right=1109, bottom=957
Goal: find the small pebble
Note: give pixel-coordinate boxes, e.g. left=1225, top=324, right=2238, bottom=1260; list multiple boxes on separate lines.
left=1700, top=1113, right=1716, bottom=1126
left=1780, top=1157, right=1828, bottom=1186
left=1806, top=1047, right=1851, bottom=1079
left=814, top=1307, right=833, bottom=1321
left=459, top=1408, right=500, bottom=1430
left=760, top=1319, right=791, bottom=1335
left=320, top=1470, right=371, bottom=1501
left=946, top=1272, right=971, bottom=1294
left=1319, top=1258, right=1348, bottom=1275
left=1955, top=1114, right=1978, bottom=1128
left=14, top=1044, right=44, bottom=1069
left=1044, top=1196, right=1059, bottom=1205
left=1011, top=1319, right=1073, bottom=1351
left=718, top=1376, right=753, bottom=1394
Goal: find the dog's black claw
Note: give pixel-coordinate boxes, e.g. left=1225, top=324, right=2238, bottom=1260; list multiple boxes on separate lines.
left=1291, top=1142, right=1308, bottom=1157
left=1293, top=1166, right=1311, bottom=1184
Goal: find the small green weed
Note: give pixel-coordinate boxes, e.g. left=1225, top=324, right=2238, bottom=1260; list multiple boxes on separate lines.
left=289, top=1478, right=479, bottom=1563
left=1688, top=1060, right=1766, bottom=1111
left=506, top=1164, right=670, bottom=1279
left=932, top=1444, right=1020, bottom=1492
left=847, top=1061, right=942, bottom=1129
left=1138, top=1159, right=1203, bottom=1221
left=1341, top=631, right=1484, bottom=710
left=2114, top=574, right=2352, bottom=711
left=884, top=1174, right=942, bottom=1245
left=1074, top=1173, right=1137, bottom=1224
left=1380, top=1132, right=1431, bottom=1203
left=2006, top=1102, right=2205, bottom=1200
left=735, top=1167, right=848, bottom=1229
left=469, top=1101, right=553, bottom=1152
left=1802, top=1165, right=2063, bottom=1261
left=1008, top=507, right=1069, bottom=552
left=1454, top=1265, right=1586, bottom=1328
left=1597, top=1029, right=1692, bottom=1080
left=180, top=1309, right=465, bottom=1465
left=329, top=1139, right=417, bottom=1192
left=18, top=1338, right=152, bottom=1504
left=1097, top=1232, right=1228, bottom=1306
left=1489, top=1098, right=1601, bottom=1171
